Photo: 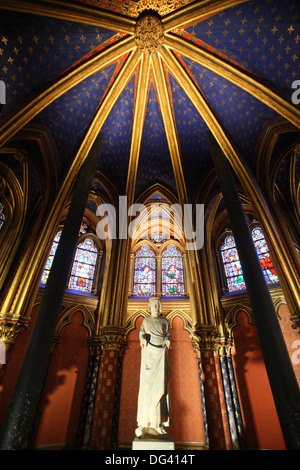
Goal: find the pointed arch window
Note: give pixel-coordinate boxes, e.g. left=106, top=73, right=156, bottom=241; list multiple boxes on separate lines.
left=41, top=230, right=62, bottom=284
left=220, top=235, right=245, bottom=292
left=162, top=244, right=185, bottom=296
left=220, top=227, right=279, bottom=292
left=68, top=237, right=98, bottom=293
left=41, top=231, right=100, bottom=294
left=133, top=244, right=156, bottom=297
left=132, top=242, right=186, bottom=297
left=252, top=227, right=279, bottom=285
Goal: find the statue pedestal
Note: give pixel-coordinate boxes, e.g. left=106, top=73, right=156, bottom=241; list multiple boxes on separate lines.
left=132, top=436, right=175, bottom=450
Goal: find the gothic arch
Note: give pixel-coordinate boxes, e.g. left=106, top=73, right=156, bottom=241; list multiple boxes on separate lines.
left=165, top=310, right=193, bottom=333
left=55, top=305, right=95, bottom=338
left=0, top=162, right=26, bottom=291
left=224, top=304, right=254, bottom=339
left=124, top=309, right=148, bottom=338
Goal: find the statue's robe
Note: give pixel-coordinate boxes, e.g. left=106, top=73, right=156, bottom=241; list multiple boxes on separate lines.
left=137, top=315, right=171, bottom=430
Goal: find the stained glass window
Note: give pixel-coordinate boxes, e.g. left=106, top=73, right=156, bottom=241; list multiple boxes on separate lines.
left=162, top=245, right=185, bottom=296
left=80, top=222, right=88, bottom=235
left=220, top=229, right=279, bottom=292
left=150, top=231, right=168, bottom=245
left=68, top=238, right=98, bottom=293
left=220, top=235, right=245, bottom=292
left=252, top=227, right=279, bottom=285
left=133, top=245, right=156, bottom=297
left=41, top=231, right=62, bottom=284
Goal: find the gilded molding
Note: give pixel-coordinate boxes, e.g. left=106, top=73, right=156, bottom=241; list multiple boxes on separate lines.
left=162, top=0, right=249, bottom=32
left=290, top=146, right=300, bottom=229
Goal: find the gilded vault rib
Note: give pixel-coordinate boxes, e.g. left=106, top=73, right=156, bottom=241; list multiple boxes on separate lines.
left=151, top=52, right=186, bottom=205
left=162, top=0, right=250, bottom=32
left=164, top=33, right=300, bottom=130
left=126, top=52, right=150, bottom=203
left=5, top=47, right=142, bottom=317
left=160, top=44, right=300, bottom=317
left=152, top=51, right=204, bottom=325
left=0, top=0, right=136, bottom=34
left=105, top=52, right=151, bottom=326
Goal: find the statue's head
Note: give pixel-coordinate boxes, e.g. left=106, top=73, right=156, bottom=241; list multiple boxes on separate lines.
left=147, top=296, right=162, bottom=315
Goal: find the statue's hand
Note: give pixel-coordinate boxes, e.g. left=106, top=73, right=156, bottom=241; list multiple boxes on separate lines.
left=140, top=338, right=147, bottom=348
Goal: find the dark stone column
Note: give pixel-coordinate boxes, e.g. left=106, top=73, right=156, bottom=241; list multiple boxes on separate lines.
left=0, top=134, right=104, bottom=450
left=207, top=130, right=300, bottom=450
left=76, top=338, right=102, bottom=448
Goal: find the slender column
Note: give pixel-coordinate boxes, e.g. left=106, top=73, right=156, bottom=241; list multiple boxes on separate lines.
left=190, top=334, right=209, bottom=448
left=128, top=253, right=135, bottom=296
left=77, top=338, right=101, bottom=448
left=214, top=349, right=232, bottom=450
left=89, top=327, right=126, bottom=450
left=91, top=249, right=103, bottom=295
left=156, top=253, right=162, bottom=296
left=216, top=346, right=239, bottom=449
left=226, top=353, right=245, bottom=447
left=207, top=130, right=300, bottom=450
left=0, top=134, right=104, bottom=450
left=193, top=326, right=226, bottom=450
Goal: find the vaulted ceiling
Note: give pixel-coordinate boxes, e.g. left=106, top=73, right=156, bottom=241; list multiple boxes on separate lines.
left=0, top=0, right=299, bottom=210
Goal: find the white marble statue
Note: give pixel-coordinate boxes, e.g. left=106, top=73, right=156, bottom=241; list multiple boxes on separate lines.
left=135, top=296, right=172, bottom=438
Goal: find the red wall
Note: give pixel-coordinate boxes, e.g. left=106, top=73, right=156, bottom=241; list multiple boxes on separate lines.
left=118, top=315, right=205, bottom=446
left=0, top=306, right=39, bottom=428
left=33, top=311, right=89, bottom=448
left=231, top=311, right=286, bottom=450
left=0, top=309, right=89, bottom=448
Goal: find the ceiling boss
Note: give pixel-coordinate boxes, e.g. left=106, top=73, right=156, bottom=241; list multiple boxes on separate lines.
left=134, top=12, right=164, bottom=54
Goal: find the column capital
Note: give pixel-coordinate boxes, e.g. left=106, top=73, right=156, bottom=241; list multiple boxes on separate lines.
left=191, top=324, right=219, bottom=351
left=215, top=337, right=234, bottom=357
left=0, top=314, right=28, bottom=344
left=99, top=326, right=127, bottom=353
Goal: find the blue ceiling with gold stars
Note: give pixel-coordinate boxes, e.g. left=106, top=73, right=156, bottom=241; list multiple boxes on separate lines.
left=0, top=0, right=299, bottom=208
left=184, top=0, right=299, bottom=100
left=0, top=11, right=117, bottom=118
